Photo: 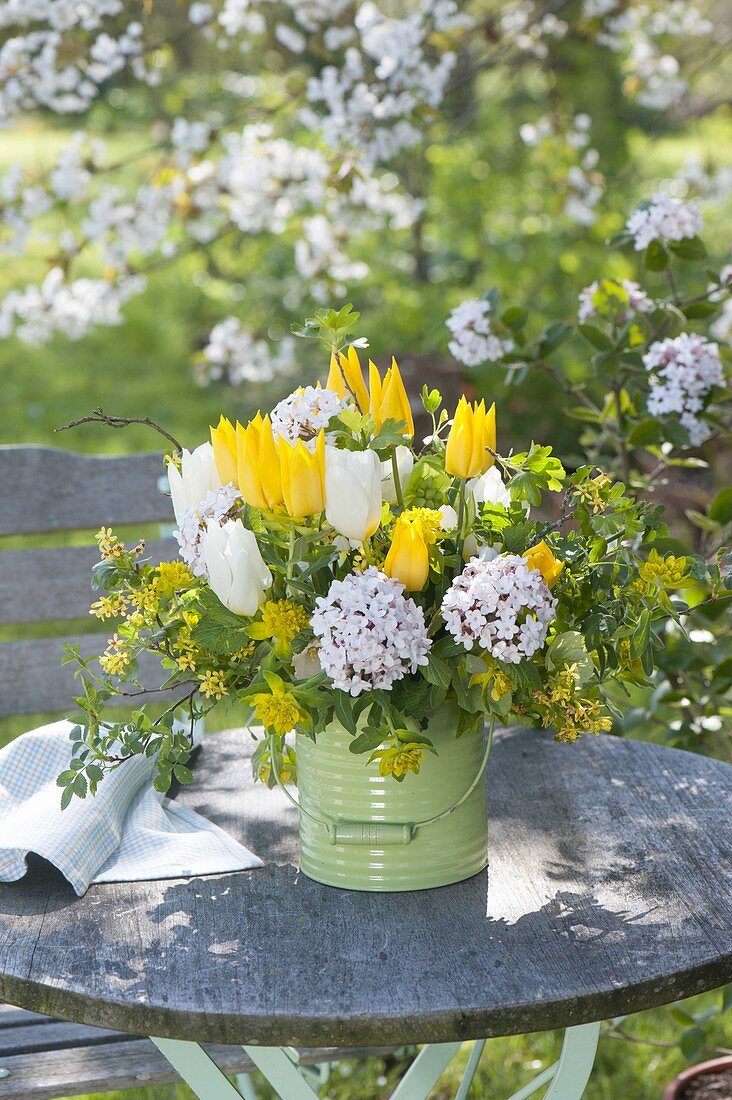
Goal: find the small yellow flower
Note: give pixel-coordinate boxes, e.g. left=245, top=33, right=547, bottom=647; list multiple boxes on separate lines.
left=248, top=599, right=310, bottom=657
left=90, top=594, right=128, bottom=620
left=99, top=634, right=130, bottom=676
left=326, top=346, right=370, bottom=413
left=574, top=472, right=612, bottom=513
left=250, top=684, right=304, bottom=735
left=368, top=357, right=414, bottom=437
left=199, top=670, right=228, bottom=699
left=95, top=527, right=124, bottom=560
left=639, top=549, right=690, bottom=589
left=369, top=744, right=425, bottom=779
left=445, top=396, right=496, bottom=479
left=128, top=583, right=161, bottom=613
left=156, top=560, right=195, bottom=597
left=524, top=540, right=564, bottom=588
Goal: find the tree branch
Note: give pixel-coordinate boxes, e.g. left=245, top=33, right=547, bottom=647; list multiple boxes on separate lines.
left=55, top=407, right=182, bottom=453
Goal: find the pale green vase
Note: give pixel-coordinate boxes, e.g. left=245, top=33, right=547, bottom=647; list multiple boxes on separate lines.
left=295, top=705, right=489, bottom=891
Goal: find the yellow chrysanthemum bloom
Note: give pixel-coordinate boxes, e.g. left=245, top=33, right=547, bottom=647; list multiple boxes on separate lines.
left=639, top=549, right=690, bottom=589
left=370, top=744, right=425, bottom=779
left=156, top=560, right=195, bottom=597
left=250, top=684, right=304, bottom=735
left=199, top=670, right=228, bottom=700
left=248, top=599, right=310, bottom=657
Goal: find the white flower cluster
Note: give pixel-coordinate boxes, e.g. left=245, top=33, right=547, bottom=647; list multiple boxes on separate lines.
left=199, top=318, right=296, bottom=386
left=300, top=0, right=469, bottom=166
left=644, top=333, right=724, bottom=446
left=441, top=554, right=556, bottom=664
left=270, top=386, right=347, bottom=446
left=174, top=483, right=242, bottom=577
left=446, top=298, right=514, bottom=368
left=578, top=279, right=654, bottom=323
left=626, top=193, right=703, bottom=251
left=311, top=567, right=431, bottom=695
left=0, top=267, right=144, bottom=345
left=519, top=113, right=603, bottom=225
left=0, top=15, right=158, bottom=122
left=587, top=1, right=712, bottom=110
left=499, top=1, right=568, bottom=59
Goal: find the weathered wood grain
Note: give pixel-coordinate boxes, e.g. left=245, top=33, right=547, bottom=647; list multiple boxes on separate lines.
left=0, top=728, right=730, bottom=1048
left=0, top=1007, right=398, bottom=1100
left=0, top=447, right=172, bottom=535
left=0, top=636, right=184, bottom=717
left=0, top=540, right=178, bottom=625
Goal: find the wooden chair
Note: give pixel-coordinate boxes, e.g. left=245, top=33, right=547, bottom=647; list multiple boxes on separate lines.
left=0, top=444, right=398, bottom=1099
left=0, top=444, right=254, bottom=1098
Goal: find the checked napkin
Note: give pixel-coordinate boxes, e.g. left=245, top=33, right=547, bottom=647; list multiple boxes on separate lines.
left=0, top=720, right=262, bottom=896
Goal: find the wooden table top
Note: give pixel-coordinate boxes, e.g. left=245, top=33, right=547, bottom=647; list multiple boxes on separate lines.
left=0, top=727, right=730, bottom=1047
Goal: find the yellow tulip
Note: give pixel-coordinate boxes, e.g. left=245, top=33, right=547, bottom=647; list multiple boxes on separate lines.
left=384, top=517, right=429, bottom=591
left=236, top=413, right=283, bottom=510
left=279, top=430, right=327, bottom=518
left=210, top=415, right=239, bottom=485
left=369, top=357, right=414, bottom=437
left=524, top=539, right=563, bottom=588
left=326, top=346, right=369, bottom=413
left=445, top=396, right=496, bottom=479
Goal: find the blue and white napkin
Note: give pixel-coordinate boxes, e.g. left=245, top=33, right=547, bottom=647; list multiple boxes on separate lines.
left=0, top=720, right=262, bottom=896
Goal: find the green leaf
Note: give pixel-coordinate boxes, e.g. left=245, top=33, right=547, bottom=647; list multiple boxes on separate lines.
left=630, top=611, right=652, bottom=660
left=679, top=1026, right=707, bottom=1062
left=173, top=765, right=194, bottom=785
left=628, top=418, right=664, bottom=447
left=349, top=727, right=386, bottom=754
left=644, top=240, right=668, bottom=272
left=669, top=236, right=707, bottom=261
left=709, top=488, right=732, bottom=525
left=536, top=321, right=571, bottom=357
left=546, top=632, right=594, bottom=686
left=501, top=306, right=527, bottom=331
left=333, top=690, right=357, bottom=736
left=423, top=655, right=452, bottom=691
left=578, top=324, right=614, bottom=351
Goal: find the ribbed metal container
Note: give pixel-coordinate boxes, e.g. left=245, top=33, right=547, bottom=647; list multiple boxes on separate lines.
left=296, top=707, right=489, bottom=891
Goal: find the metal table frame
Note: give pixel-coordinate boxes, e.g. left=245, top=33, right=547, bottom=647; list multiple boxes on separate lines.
left=152, top=1021, right=601, bottom=1099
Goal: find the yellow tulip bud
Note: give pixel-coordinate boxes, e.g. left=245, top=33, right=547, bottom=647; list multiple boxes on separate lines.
left=326, top=346, right=369, bottom=413
left=384, top=517, right=429, bottom=591
left=445, top=396, right=496, bottom=479
left=369, top=357, right=414, bottom=437
left=236, top=413, right=283, bottom=510
left=279, top=430, right=327, bottom=518
left=210, top=415, right=239, bottom=486
left=524, top=539, right=563, bottom=588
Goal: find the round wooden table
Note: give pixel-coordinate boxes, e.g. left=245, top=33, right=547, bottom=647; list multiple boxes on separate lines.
left=1, top=727, right=731, bottom=1099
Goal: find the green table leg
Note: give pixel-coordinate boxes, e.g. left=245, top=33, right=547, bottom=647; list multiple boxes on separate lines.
left=151, top=1020, right=601, bottom=1100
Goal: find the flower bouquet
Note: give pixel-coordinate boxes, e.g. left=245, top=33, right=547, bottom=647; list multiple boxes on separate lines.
left=64, top=306, right=670, bottom=890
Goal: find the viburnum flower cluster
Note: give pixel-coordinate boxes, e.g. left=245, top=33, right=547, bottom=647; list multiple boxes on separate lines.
left=446, top=299, right=514, bottom=368
left=441, top=554, right=556, bottom=664
left=61, top=308, right=678, bottom=805
left=644, top=333, right=724, bottom=446
left=270, top=386, right=347, bottom=446
left=626, top=193, right=703, bottom=251
left=311, top=567, right=431, bottom=695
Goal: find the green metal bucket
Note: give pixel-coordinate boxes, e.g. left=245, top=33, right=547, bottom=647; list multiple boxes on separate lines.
left=293, top=706, right=490, bottom=891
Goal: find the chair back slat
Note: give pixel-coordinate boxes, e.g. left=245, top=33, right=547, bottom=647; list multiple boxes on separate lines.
left=0, top=447, right=172, bottom=535
left=0, top=445, right=181, bottom=721
left=0, top=637, right=191, bottom=718
left=0, top=540, right=179, bottom=625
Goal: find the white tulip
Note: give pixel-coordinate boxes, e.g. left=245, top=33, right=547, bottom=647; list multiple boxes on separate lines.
left=325, top=447, right=382, bottom=542
left=168, top=443, right=222, bottom=526
left=468, top=466, right=511, bottom=509
left=380, top=445, right=414, bottom=504
left=201, top=520, right=271, bottom=616
left=438, top=504, right=458, bottom=530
